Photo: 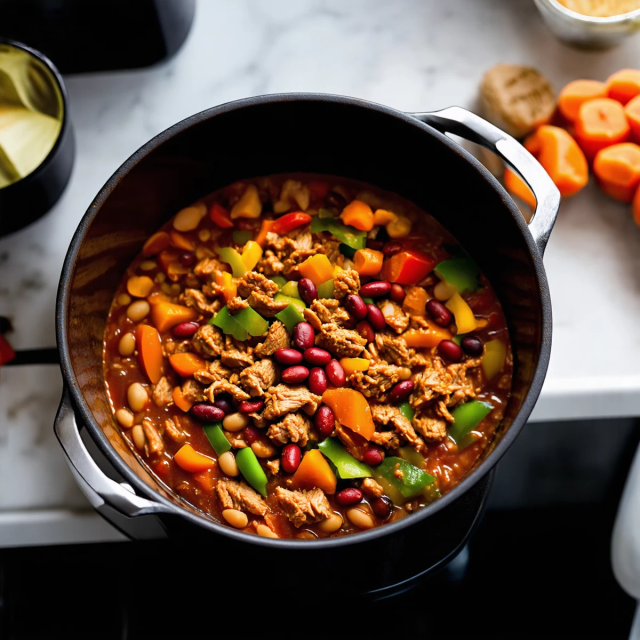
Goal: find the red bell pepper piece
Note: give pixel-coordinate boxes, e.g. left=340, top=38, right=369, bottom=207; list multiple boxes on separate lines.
left=0, top=334, right=15, bottom=366
left=380, top=249, right=436, bottom=285
left=272, top=212, right=311, bottom=235
left=209, top=202, right=234, bottom=229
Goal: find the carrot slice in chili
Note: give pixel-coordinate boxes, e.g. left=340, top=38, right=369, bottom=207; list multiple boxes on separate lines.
left=173, top=386, right=193, bottom=412
left=292, top=449, right=337, bottom=495
left=594, top=143, right=640, bottom=202
left=174, top=444, right=215, bottom=473
left=353, top=248, right=383, bottom=276
left=135, top=324, right=164, bottom=384
left=575, top=98, right=630, bottom=160
left=341, top=200, right=374, bottom=231
left=321, top=388, right=375, bottom=440
left=607, top=69, right=640, bottom=105
left=151, top=302, right=198, bottom=332
left=142, top=231, right=170, bottom=257
left=169, top=230, right=196, bottom=252
left=169, top=352, right=206, bottom=377
left=558, top=79, right=608, bottom=122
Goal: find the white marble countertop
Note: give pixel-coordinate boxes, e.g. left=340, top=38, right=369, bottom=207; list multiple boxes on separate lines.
left=2, top=0, right=640, bottom=546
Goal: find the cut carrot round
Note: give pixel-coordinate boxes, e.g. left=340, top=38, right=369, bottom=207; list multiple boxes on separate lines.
left=558, top=79, right=608, bottom=122
left=169, top=352, right=206, bottom=377
left=135, top=324, right=164, bottom=384
left=151, top=302, right=198, bottom=332
left=624, top=95, right=640, bottom=140
left=142, top=231, right=170, bottom=257
left=504, top=168, right=536, bottom=208
left=353, top=248, right=383, bottom=276
left=173, top=386, right=193, bottom=412
left=607, top=69, right=640, bottom=105
left=594, top=143, right=640, bottom=202
left=575, top=98, right=630, bottom=159
left=174, top=444, right=215, bottom=473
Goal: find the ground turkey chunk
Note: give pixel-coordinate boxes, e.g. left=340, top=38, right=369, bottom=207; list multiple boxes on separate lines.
left=192, top=324, right=225, bottom=358
left=306, top=298, right=350, bottom=327
left=412, top=408, right=448, bottom=441
left=348, top=362, right=404, bottom=399
left=181, top=378, right=206, bottom=403
left=237, top=271, right=288, bottom=317
left=377, top=300, right=410, bottom=334
left=227, top=296, right=250, bottom=314
left=193, top=360, right=231, bottom=385
left=263, top=385, right=322, bottom=420
left=276, top=487, right=332, bottom=527
left=152, top=377, right=173, bottom=407
left=333, top=268, right=360, bottom=299
left=316, top=322, right=367, bottom=358
left=216, top=479, right=268, bottom=516
left=193, top=258, right=225, bottom=279
left=164, top=417, right=187, bottom=443
left=142, top=420, right=164, bottom=454
left=267, top=412, right=311, bottom=446
left=239, top=359, right=278, bottom=398
left=362, top=477, right=384, bottom=498
left=206, top=379, right=250, bottom=403
left=371, top=404, right=426, bottom=452
left=221, top=335, right=255, bottom=369
left=370, top=430, right=401, bottom=450
left=375, top=332, right=428, bottom=367
left=256, top=250, right=284, bottom=276
left=180, top=288, right=220, bottom=315
left=254, top=320, right=290, bottom=357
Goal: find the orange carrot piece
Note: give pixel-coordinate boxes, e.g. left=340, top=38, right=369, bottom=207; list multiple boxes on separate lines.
left=607, top=69, right=640, bottom=105
left=142, top=231, right=170, bottom=257
left=633, top=183, right=640, bottom=227
left=341, top=200, right=374, bottom=231
left=214, top=271, right=237, bottom=302
left=173, top=386, right=193, bottom=412
left=558, top=79, right=608, bottom=122
left=504, top=168, right=537, bottom=208
left=127, top=275, right=154, bottom=298
left=624, top=94, right=640, bottom=140
left=321, top=388, right=375, bottom=440
left=292, top=449, right=337, bottom=495
left=135, top=324, right=164, bottom=384
left=174, top=444, right=215, bottom=473
left=209, top=202, right=234, bottom=229
left=169, top=230, right=196, bottom=252
left=402, top=325, right=452, bottom=349
left=151, top=302, right=198, bottom=332
left=593, top=142, right=640, bottom=202
left=169, top=352, right=206, bottom=377
left=158, top=249, right=181, bottom=272
left=575, top=98, right=630, bottom=159
left=353, top=248, right=384, bottom=276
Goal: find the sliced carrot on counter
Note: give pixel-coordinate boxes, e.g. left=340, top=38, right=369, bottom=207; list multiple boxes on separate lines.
left=593, top=143, right=640, bottom=202
left=341, top=200, right=374, bottom=231
left=353, top=248, right=384, bottom=276
left=607, top=69, right=640, bottom=105
left=173, top=386, right=193, bottom=412
left=632, top=183, right=640, bottom=227
left=169, top=352, right=206, bottom=377
left=142, top=231, right=170, bottom=257
left=169, top=230, right=196, bottom=252
left=504, top=168, right=537, bottom=208
left=624, top=95, right=640, bottom=140
left=209, top=202, right=234, bottom=229
left=292, top=449, right=337, bottom=495
left=321, top=388, right=375, bottom=441
left=575, top=98, right=630, bottom=159
left=174, top=444, right=215, bottom=473
left=127, top=275, right=154, bottom=298
left=402, top=323, right=452, bottom=348
left=151, top=302, right=198, bottom=332
left=558, top=79, right=608, bottom=122
left=135, top=324, right=164, bottom=384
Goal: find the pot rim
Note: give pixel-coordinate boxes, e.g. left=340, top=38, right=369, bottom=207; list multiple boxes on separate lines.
left=56, top=92, right=551, bottom=549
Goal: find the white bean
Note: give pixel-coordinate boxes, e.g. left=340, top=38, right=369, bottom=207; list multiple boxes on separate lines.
left=126, top=300, right=150, bottom=322
left=117, top=293, right=131, bottom=306
left=346, top=507, right=374, bottom=530
left=218, top=451, right=239, bottom=477
left=251, top=441, right=276, bottom=458
left=127, top=382, right=148, bottom=412
left=132, top=424, right=146, bottom=450
left=222, top=509, right=248, bottom=529
left=318, top=512, right=343, bottom=533
left=115, top=408, right=134, bottom=428
left=173, top=203, right=206, bottom=232
left=139, top=260, right=157, bottom=271
left=256, top=524, right=278, bottom=538
left=118, top=332, right=136, bottom=356
left=223, top=412, right=249, bottom=432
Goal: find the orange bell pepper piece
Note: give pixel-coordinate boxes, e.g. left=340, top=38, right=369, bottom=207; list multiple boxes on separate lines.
left=209, top=202, right=234, bottom=228
left=504, top=168, right=537, bottom=208
left=255, top=219, right=276, bottom=247
left=298, top=254, right=334, bottom=286
left=215, top=271, right=237, bottom=302
left=607, top=69, right=640, bottom=105
left=169, top=352, right=206, bottom=377
left=173, top=386, right=193, bottom=412
left=135, top=324, right=164, bottom=384
left=292, top=449, right=337, bottom=494
left=151, top=302, right=198, bottom=332
left=142, top=231, right=170, bottom=257
left=321, top=388, right=375, bottom=441
left=339, top=357, right=370, bottom=377
left=575, top=99, right=630, bottom=160
left=594, top=143, right=640, bottom=202
left=380, top=249, right=436, bottom=285
left=402, top=323, right=452, bottom=349
left=341, top=200, right=374, bottom=231
left=174, top=444, right=215, bottom=473
left=353, top=248, right=384, bottom=276
left=558, top=79, right=608, bottom=122
left=402, top=286, right=428, bottom=316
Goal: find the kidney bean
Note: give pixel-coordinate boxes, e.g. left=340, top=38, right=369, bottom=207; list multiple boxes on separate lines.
left=293, top=322, right=315, bottom=350
left=315, top=405, right=335, bottom=438
left=366, top=304, right=386, bottom=331
left=325, top=359, right=346, bottom=387
left=243, top=424, right=260, bottom=445
left=356, top=320, right=375, bottom=343
left=238, top=398, right=264, bottom=414
left=362, top=444, right=384, bottom=466
left=282, top=365, right=310, bottom=384
left=345, top=294, right=367, bottom=320
left=438, top=339, right=463, bottom=363
left=191, top=404, right=225, bottom=422
left=335, top=488, right=363, bottom=506
left=304, top=347, right=331, bottom=366
left=366, top=239, right=384, bottom=251
left=359, top=281, right=392, bottom=298
left=389, top=284, right=406, bottom=305
left=274, top=348, right=303, bottom=366
left=213, top=398, right=233, bottom=416
left=172, top=321, right=199, bottom=338
left=461, top=335, right=484, bottom=357
left=281, top=444, right=302, bottom=474
left=426, top=299, right=453, bottom=327
left=298, top=278, right=318, bottom=306
left=371, top=496, right=392, bottom=519
left=325, top=190, right=347, bottom=210
left=388, top=380, right=415, bottom=404
left=308, top=367, right=328, bottom=395
left=179, top=252, right=196, bottom=267
left=382, top=240, right=403, bottom=257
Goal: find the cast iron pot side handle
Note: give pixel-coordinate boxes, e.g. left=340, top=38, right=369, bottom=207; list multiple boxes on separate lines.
left=54, top=389, right=177, bottom=519
left=411, top=107, right=561, bottom=255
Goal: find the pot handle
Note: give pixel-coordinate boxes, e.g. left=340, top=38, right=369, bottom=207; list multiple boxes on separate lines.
left=54, top=389, right=177, bottom=519
left=410, top=106, right=561, bottom=255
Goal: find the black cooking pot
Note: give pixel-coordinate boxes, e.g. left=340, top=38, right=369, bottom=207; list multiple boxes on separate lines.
left=54, top=94, right=559, bottom=595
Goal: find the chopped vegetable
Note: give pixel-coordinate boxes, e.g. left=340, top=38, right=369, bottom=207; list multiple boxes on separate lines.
left=269, top=275, right=287, bottom=290
left=402, top=324, right=452, bottom=348
left=230, top=184, right=262, bottom=219
left=169, top=230, right=195, bottom=252
left=203, top=423, right=232, bottom=456
left=386, top=215, right=412, bottom=238
left=241, top=240, right=263, bottom=271
left=504, top=168, right=536, bottom=209
left=402, top=286, right=428, bottom=316
left=318, top=438, right=373, bottom=479
left=292, top=449, right=337, bottom=494
left=341, top=200, right=374, bottom=231
left=339, top=357, right=370, bottom=377
left=274, top=293, right=306, bottom=312
left=210, top=306, right=249, bottom=341
left=280, top=280, right=301, bottom=299
left=373, top=209, right=397, bottom=225
left=362, top=296, right=374, bottom=305
left=127, top=275, right=154, bottom=298
left=624, top=95, right=640, bottom=140
left=399, top=402, right=415, bottom=422
left=135, top=324, right=164, bottom=384
left=322, top=388, right=375, bottom=440
left=209, top=202, right=234, bottom=228
left=215, top=271, right=237, bottom=302
left=169, top=352, right=206, bottom=377
left=275, top=303, right=305, bottom=333
left=174, top=444, right=215, bottom=472
left=398, top=446, right=424, bottom=469
left=298, top=254, right=334, bottom=286
left=216, top=246, right=247, bottom=278
left=317, top=279, right=335, bottom=299
left=373, top=456, right=434, bottom=501
left=255, top=219, right=276, bottom=247
left=142, top=231, right=170, bottom=257
left=173, top=386, right=193, bottom=412
left=558, top=79, right=607, bottom=122
left=236, top=447, right=268, bottom=496
left=353, top=248, right=384, bottom=276
left=482, top=339, right=507, bottom=380
left=339, top=243, right=357, bottom=259
left=233, top=307, right=269, bottom=337
left=606, top=68, right=640, bottom=105
left=380, top=249, right=436, bottom=285
left=434, top=258, right=480, bottom=295
left=150, top=302, right=198, bottom=332
left=271, top=212, right=311, bottom=235
left=448, top=401, right=492, bottom=444
left=593, top=142, right=640, bottom=202
left=233, top=229, right=253, bottom=245
left=445, top=293, right=477, bottom=334
left=311, top=211, right=367, bottom=250
left=575, top=98, right=630, bottom=160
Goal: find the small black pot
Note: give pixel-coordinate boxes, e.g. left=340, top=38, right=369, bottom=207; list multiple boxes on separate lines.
left=54, top=94, right=559, bottom=593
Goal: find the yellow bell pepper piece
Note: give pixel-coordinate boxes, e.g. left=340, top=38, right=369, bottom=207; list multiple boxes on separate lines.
left=333, top=264, right=344, bottom=277
left=241, top=240, right=263, bottom=270
left=231, top=184, right=262, bottom=219
left=299, top=254, right=334, bottom=286
left=386, top=215, right=412, bottom=238
left=446, top=293, right=477, bottom=334
left=215, top=271, right=237, bottom=303
left=373, top=209, right=397, bottom=225
left=339, top=357, right=370, bottom=377
left=482, top=339, right=507, bottom=380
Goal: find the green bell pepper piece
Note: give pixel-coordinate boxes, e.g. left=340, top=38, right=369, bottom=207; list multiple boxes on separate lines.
left=203, top=423, right=231, bottom=456
left=274, top=293, right=306, bottom=312
left=373, top=456, right=435, bottom=500
left=216, top=246, right=247, bottom=278
left=269, top=275, right=287, bottom=290
left=318, top=208, right=335, bottom=219
left=210, top=306, right=248, bottom=341
left=233, top=307, right=269, bottom=337
left=448, top=400, right=492, bottom=444
left=311, top=213, right=366, bottom=250
left=236, top=447, right=268, bottom=497
left=399, top=402, right=415, bottom=422
left=339, top=243, right=357, bottom=259
left=362, top=297, right=374, bottom=305
left=280, top=280, right=301, bottom=299
left=317, top=279, right=334, bottom=299
left=275, top=303, right=305, bottom=333
left=232, top=229, right=253, bottom=245
left=434, top=258, right=480, bottom=295
left=452, top=335, right=463, bottom=346
left=318, top=438, right=373, bottom=479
